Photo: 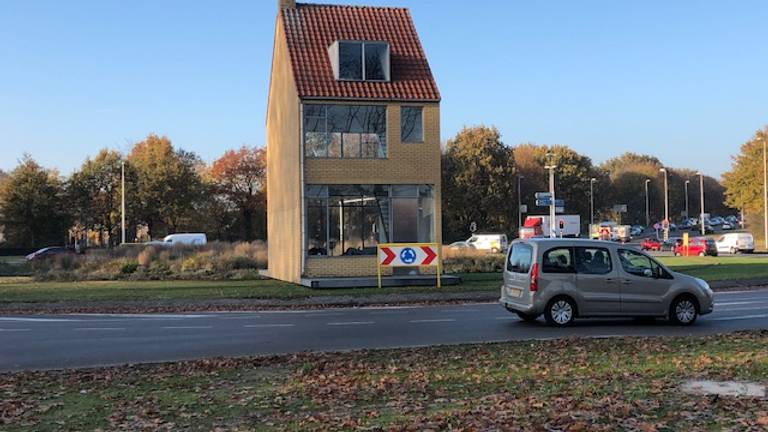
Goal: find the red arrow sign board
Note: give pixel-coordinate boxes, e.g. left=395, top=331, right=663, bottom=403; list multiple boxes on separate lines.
left=378, top=244, right=440, bottom=267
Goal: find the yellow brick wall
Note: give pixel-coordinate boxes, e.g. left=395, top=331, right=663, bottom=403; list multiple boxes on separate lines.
left=302, top=102, right=442, bottom=278
left=266, top=17, right=302, bottom=284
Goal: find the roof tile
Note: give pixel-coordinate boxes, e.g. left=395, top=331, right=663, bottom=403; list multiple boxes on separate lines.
left=281, top=3, right=440, bottom=101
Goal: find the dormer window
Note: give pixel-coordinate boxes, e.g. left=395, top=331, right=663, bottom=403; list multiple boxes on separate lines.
left=329, top=41, right=390, bottom=82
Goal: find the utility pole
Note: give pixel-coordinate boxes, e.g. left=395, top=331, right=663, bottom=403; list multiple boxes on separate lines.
left=684, top=180, right=690, bottom=220
left=697, top=171, right=705, bottom=235
left=545, top=152, right=557, bottom=238
left=764, top=138, right=767, bottom=249
left=645, top=179, right=651, bottom=228
left=660, top=168, right=669, bottom=241
left=517, top=175, right=524, bottom=235
left=589, top=178, right=596, bottom=227
left=121, top=160, right=126, bottom=245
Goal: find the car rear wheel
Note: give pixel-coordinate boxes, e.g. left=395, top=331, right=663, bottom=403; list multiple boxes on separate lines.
left=515, top=311, right=539, bottom=322
left=544, top=297, right=576, bottom=326
left=670, top=296, right=698, bottom=326
left=698, top=252, right=706, bottom=257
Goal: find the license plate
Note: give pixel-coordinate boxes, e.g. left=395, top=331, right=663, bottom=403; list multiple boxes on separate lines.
left=509, top=288, right=523, bottom=298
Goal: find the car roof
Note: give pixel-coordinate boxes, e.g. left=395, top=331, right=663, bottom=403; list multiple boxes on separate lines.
left=514, top=238, right=618, bottom=247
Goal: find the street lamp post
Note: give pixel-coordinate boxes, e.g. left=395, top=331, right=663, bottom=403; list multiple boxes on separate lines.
left=660, top=168, right=669, bottom=241
left=644, top=179, right=651, bottom=228
left=590, top=178, right=597, bottom=227
left=121, top=160, right=126, bottom=245
left=544, top=152, right=557, bottom=238
left=517, top=175, right=524, bottom=235
left=684, top=180, right=690, bottom=220
left=697, top=171, right=705, bottom=235
left=763, top=138, right=768, bottom=250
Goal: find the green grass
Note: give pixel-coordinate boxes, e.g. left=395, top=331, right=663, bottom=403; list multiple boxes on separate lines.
left=0, top=272, right=500, bottom=303
left=2, top=332, right=767, bottom=431
left=0, top=255, right=765, bottom=304
left=658, top=255, right=768, bottom=281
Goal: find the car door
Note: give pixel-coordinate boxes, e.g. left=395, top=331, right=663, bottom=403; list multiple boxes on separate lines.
left=540, top=246, right=577, bottom=304
left=574, top=246, right=620, bottom=315
left=616, top=248, right=673, bottom=315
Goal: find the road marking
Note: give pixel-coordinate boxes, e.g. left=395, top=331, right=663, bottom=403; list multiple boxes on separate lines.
left=0, top=328, right=31, bottom=332
left=709, top=314, right=768, bottom=321
left=716, top=306, right=768, bottom=312
left=326, top=321, right=374, bottom=326
left=715, top=301, right=767, bottom=306
left=0, top=317, right=79, bottom=322
left=440, top=309, right=481, bottom=313
left=74, top=327, right=125, bottom=331
left=494, top=316, right=517, bottom=320
left=72, top=313, right=209, bottom=319
left=162, top=326, right=213, bottom=330
left=409, top=318, right=456, bottom=323
left=244, top=324, right=295, bottom=328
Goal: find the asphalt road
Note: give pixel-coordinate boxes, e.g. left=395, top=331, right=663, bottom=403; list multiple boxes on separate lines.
left=2, top=289, right=768, bottom=372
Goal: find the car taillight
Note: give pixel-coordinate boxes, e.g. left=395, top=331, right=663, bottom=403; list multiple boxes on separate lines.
left=529, top=263, right=539, bottom=292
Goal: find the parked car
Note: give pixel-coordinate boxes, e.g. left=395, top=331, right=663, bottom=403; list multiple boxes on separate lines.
left=630, top=226, right=644, bottom=237
left=162, top=233, right=208, bottom=246
left=640, top=238, right=663, bottom=251
left=25, top=246, right=74, bottom=261
left=673, top=237, right=718, bottom=257
left=663, top=237, right=682, bottom=251
left=720, top=221, right=734, bottom=230
left=466, top=233, right=508, bottom=253
left=715, top=233, right=755, bottom=254
left=500, top=238, right=714, bottom=326
left=447, top=241, right=476, bottom=251
left=709, top=216, right=724, bottom=227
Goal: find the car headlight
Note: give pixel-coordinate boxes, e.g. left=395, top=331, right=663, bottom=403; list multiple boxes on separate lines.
left=695, top=278, right=712, bottom=293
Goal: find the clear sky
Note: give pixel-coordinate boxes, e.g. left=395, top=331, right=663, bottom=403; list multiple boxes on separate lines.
left=2, top=0, right=767, bottom=177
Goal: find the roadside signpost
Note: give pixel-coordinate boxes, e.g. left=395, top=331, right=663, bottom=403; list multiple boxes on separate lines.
left=377, top=243, right=441, bottom=289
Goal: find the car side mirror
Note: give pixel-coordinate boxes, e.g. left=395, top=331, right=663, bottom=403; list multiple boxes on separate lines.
left=643, top=268, right=654, bottom=278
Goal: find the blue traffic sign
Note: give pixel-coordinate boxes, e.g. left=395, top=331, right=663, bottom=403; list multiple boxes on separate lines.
left=536, top=199, right=564, bottom=207
left=534, top=192, right=552, bottom=200
left=400, top=247, right=417, bottom=264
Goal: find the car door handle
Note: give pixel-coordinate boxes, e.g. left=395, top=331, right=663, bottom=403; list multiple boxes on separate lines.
left=620, top=279, right=632, bottom=285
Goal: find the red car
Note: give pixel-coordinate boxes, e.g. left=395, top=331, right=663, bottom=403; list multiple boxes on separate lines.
left=640, top=238, right=663, bottom=251
left=673, top=237, right=718, bottom=257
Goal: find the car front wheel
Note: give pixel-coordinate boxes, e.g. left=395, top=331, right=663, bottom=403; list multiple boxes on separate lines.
left=670, top=296, right=698, bottom=326
left=544, top=297, right=576, bottom=326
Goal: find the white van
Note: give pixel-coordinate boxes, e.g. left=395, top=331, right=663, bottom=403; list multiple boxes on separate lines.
left=467, top=233, right=508, bottom=254
left=162, top=233, right=208, bottom=246
left=715, top=233, right=754, bottom=254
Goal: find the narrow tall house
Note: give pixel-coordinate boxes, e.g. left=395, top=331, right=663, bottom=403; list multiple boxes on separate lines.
left=266, top=0, right=441, bottom=284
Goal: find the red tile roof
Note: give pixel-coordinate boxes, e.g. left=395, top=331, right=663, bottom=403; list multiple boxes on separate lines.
left=281, top=3, right=440, bottom=101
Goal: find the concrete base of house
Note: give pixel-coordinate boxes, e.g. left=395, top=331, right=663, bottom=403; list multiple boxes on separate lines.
left=298, top=275, right=462, bottom=289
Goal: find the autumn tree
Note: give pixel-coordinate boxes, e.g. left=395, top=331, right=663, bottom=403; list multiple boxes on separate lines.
left=0, top=156, right=70, bottom=247
left=68, top=149, right=124, bottom=246
left=209, top=146, right=267, bottom=240
left=723, top=127, right=768, bottom=239
left=441, top=126, right=516, bottom=241
left=127, top=134, right=205, bottom=237
left=514, top=143, right=605, bottom=228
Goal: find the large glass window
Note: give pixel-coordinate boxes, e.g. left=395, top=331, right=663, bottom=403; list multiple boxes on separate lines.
left=401, top=106, right=423, bottom=143
left=305, top=185, right=434, bottom=256
left=364, top=42, right=388, bottom=81
left=304, top=104, right=387, bottom=159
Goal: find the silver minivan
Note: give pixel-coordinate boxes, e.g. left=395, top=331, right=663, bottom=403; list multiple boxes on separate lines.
left=499, top=238, right=714, bottom=326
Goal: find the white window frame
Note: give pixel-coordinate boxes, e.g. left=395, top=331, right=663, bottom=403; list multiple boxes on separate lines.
left=329, top=40, right=390, bottom=82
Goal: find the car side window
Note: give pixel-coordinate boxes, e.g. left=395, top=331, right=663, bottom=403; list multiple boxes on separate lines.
left=507, top=243, right=532, bottom=274
left=542, top=247, right=575, bottom=273
left=618, top=249, right=655, bottom=278
left=574, top=247, right=612, bottom=275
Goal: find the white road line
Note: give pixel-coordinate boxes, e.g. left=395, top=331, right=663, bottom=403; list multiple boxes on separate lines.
left=409, top=318, right=456, bottom=323
left=0, top=328, right=31, bottom=332
left=326, top=321, right=374, bottom=326
left=715, top=301, right=768, bottom=306
left=74, top=327, right=125, bottom=331
left=709, top=314, right=768, bottom=321
left=716, top=306, right=768, bottom=312
left=440, top=309, right=481, bottom=313
left=0, top=317, right=79, bottom=322
left=244, top=324, right=295, bottom=328
left=72, top=314, right=209, bottom=319
left=494, top=316, right=517, bottom=320
left=162, top=326, right=213, bottom=330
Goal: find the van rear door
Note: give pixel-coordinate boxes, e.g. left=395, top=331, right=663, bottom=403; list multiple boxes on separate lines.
left=503, top=243, right=534, bottom=305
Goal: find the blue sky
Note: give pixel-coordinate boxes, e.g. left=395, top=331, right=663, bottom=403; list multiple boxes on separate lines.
left=2, top=0, right=767, bottom=177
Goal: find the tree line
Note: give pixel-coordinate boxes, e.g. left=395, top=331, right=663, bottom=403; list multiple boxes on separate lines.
left=0, top=134, right=266, bottom=248
left=0, top=127, right=746, bottom=248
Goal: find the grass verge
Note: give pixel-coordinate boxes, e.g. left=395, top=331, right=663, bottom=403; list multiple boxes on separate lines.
left=0, top=273, right=499, bottom=303
left=658, top=255, right=768, bottom=281
left=2, top=331, right=767, bottom=431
